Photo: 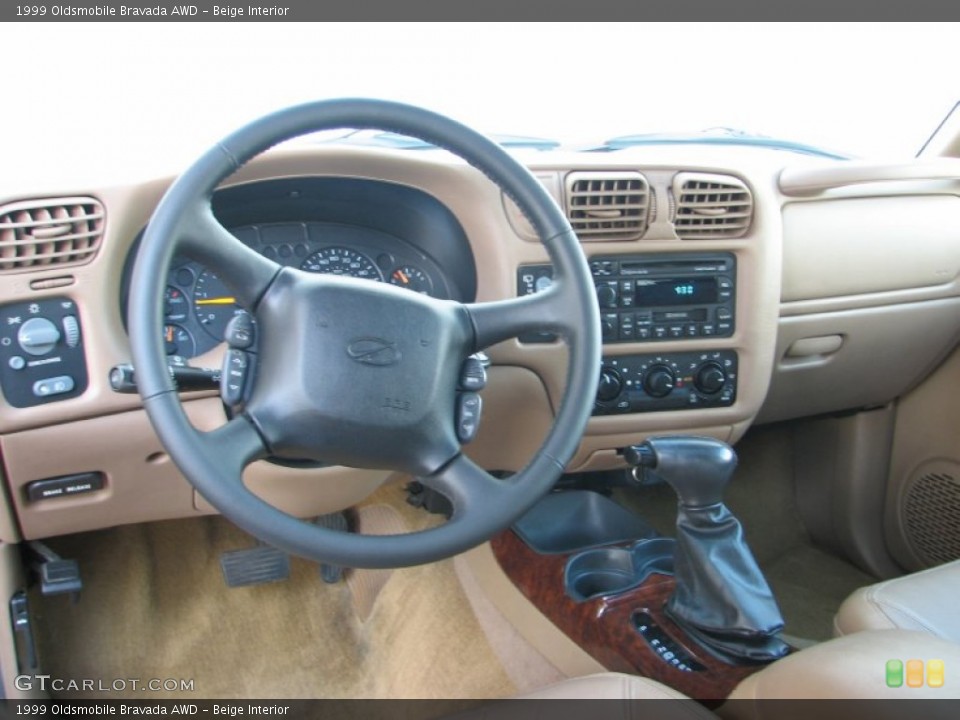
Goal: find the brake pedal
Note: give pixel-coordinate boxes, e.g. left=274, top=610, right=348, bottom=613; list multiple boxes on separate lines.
left=314, top=512, right=349, bottom=583
left=219, top=544, right=290, bottom=588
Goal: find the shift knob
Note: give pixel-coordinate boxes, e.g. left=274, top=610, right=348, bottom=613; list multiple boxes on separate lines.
left=639, top=436, right=737, bottom=508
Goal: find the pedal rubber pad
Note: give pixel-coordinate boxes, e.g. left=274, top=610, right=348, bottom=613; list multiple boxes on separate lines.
left=219, top=545, right=290, bottom=588
left=314, top=513, right=349, bottom=584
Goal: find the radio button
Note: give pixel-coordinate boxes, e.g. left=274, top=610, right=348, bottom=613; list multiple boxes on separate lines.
left=702, top=324, right=716, bottom=336
left=653, top=326, right=668, bottom=339
left=602, top=314, right=619, bottom=342
left=619, top=315, right=635, bottom=340
left=716, top=307, right=733, bottom=321
left=637, top=327, right=652, bottom=340
left=686, top=324, right=699, bottom=337
left=668, top=325, right=685, bottom=339
left=718, top=322, right=733, bottom=335
left=635, top=312, right=652, bottom=326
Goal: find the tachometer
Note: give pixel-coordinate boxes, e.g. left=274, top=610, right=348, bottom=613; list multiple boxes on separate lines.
left=299, top=247, right=382, bottom=281
left=192, top=269, right=243, bottom=342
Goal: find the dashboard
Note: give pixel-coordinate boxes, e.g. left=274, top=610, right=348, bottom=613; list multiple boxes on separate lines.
left=2, top=142, right=960, bottom=548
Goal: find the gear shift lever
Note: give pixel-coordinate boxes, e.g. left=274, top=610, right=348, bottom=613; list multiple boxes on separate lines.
left=626, top=436, right=789, bottom=663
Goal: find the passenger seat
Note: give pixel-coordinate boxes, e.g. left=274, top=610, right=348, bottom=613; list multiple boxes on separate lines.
left=834, top=559, right=960, bottom=641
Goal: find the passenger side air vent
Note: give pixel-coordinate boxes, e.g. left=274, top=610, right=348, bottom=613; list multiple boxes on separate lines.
left=0, top=197, right=105, bottom=273
left=672, top=173, right=752, bottom=239
left=565, top=172, right=650, bottom=241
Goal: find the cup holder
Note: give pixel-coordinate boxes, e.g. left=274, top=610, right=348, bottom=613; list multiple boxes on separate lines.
left=564, top=538, right=675, bottom=603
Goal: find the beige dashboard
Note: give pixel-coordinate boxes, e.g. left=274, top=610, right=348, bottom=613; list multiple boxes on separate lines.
left=1, top=144, right=960, bottom=544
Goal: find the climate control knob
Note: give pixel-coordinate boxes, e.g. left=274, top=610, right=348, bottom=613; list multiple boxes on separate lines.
left=694, top=362, right=727, bottom=395
left=643, top=365, right=676, bottom=398
left=597, top=367, right=624, bottom=402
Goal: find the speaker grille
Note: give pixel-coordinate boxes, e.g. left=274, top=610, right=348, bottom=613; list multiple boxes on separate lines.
left=904, top=469, right=960, bottom=567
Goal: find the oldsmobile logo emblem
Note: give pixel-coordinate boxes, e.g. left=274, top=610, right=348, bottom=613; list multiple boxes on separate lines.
left=346, top=337, right=401, bottom=367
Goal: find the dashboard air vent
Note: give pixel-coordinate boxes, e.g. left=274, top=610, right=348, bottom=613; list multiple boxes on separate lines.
left=673, top=173, right=752, bottom=239
left=0, top=197, right=105, bottom=274
left=566, top=171, right=649, bottom=240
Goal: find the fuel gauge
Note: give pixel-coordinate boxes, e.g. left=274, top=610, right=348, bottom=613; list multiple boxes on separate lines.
left=389, top=265, right=432, bottom=295
left=163, top=324, right=196, bottom=357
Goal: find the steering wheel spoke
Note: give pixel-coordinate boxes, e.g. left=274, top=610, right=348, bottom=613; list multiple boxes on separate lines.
left=419, top=454, right=506, bottom=516
left=198, top=415, right=270, bottom=481
left=464, top=284, right=570, bottom=351
left=179, top=201, right=281, bottom=310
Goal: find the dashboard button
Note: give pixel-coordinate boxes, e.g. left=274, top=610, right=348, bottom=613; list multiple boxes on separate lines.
left=456, top=392, right=482, bottom=443
left=33, top=375, right=75, bottom=398
left=8, top=356, right=25, bottom=370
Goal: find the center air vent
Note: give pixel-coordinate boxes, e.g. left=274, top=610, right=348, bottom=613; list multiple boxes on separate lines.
left=566, top=172, right=650, bottom=241
left=672, top=173, right=752, bottom=239
left=0, top=197, right=105, bottom=274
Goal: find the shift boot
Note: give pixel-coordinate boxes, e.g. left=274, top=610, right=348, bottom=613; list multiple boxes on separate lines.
left=627, top=436, right=789, bottom=663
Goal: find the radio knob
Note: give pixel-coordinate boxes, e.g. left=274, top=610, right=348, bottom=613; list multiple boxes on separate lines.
left=643, top=365, right=675, bottom=398
left=596, top=284, right=618, bottom=309
left=695, top=362, right=727, bottom=395
left=597, top=367, right=624, bottom=402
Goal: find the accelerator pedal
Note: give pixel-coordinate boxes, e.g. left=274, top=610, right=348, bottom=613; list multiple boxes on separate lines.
left=219, top=544, right=290, bottom=588
left=314, top=512, right=350, bottom=584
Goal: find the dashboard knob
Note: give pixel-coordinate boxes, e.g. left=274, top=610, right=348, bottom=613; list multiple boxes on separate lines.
left=18, top=317, right=61, bottom=356
left=695, top=362, right=727, bottom=395
left=596, top=367, right=624, bottom=402
left=595, top=284, right=618, bottom=309
left=643, top=365, right=676, bottom=398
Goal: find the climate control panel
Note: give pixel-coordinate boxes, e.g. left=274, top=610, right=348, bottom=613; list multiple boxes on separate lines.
left=0, top=297, right=87, bottom=408
left=594, top=350, right=737, bottom=415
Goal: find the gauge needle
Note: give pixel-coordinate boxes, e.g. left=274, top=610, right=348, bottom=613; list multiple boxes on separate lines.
left=195, top=297, right=237, bottom=305
left=394, top=270, right=409, bottom=284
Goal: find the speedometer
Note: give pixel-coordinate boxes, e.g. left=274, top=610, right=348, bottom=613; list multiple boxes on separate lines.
left=299, top=247, right=382, bottom=281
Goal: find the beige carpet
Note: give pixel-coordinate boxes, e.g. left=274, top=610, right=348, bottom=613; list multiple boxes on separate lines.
left=33, top=487, right=516, bottom=700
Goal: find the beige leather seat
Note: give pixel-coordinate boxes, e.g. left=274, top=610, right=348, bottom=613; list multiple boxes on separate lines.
left=475, top=673, right=718, bottom=720
left=510, top=630, right=960, bottom=712
left=726, top=630, right=960, bottom=702
left=834, top=559, right=960, bottom=640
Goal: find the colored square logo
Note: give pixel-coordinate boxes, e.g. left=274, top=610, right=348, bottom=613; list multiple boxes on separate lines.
left=928, top=659, right=945, bottom=688
left=886, top=659, right=903, bottom=688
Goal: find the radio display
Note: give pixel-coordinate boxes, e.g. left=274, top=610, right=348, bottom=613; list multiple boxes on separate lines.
left=634, top=277, right=718, bottom=307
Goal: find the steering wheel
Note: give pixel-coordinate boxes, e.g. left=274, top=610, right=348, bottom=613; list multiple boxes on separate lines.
left=129, top=99, right=600, bottom=568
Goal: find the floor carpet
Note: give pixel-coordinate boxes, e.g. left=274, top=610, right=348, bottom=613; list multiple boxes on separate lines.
left=33, top=487, right=516, bottom=701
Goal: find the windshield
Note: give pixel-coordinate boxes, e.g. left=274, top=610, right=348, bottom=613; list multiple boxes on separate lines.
left=5, top=22, right=958, bottom=187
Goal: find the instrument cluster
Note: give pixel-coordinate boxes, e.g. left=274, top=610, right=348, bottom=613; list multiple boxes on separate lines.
left=160, top=220, right=452, bottom=359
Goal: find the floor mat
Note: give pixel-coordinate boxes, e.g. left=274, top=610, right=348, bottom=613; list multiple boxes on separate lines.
left=33, top=491, right=516, bottom=700
left=763, top=544, right=876, bottom=640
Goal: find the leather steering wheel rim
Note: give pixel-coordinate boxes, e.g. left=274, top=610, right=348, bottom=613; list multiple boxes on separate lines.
left=129, top=99, right=601, bottom=568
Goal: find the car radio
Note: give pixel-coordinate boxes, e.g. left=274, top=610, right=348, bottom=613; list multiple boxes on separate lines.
left=517, top=252, right=736, bottom=344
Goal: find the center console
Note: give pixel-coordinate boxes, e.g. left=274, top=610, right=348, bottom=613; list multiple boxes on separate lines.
left=518, top=251, right=740, bottom=416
